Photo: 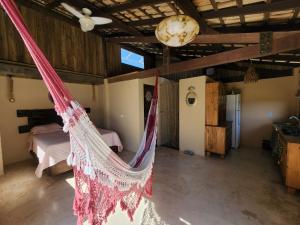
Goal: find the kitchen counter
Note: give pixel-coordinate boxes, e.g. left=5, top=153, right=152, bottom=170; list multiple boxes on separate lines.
left=272, top=122, right=300, bottom=194
left=272, top=123, right=300, bottom=144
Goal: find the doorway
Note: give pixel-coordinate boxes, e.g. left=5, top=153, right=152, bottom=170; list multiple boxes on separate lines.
left=158, top=80, right=179, bottom=149
left=143, top=84, right=154, bottom=127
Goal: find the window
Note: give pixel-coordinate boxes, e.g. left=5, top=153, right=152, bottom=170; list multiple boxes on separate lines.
left=121, top=48, right=144, bottom=69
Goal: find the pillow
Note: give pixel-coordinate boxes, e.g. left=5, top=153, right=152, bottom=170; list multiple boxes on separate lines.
left=30, top=123, right=62, bottom=135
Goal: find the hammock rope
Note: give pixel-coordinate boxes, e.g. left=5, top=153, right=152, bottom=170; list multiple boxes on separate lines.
left=0, top=1, right=159, bottom=224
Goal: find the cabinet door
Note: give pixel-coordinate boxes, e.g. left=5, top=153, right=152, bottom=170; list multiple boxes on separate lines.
left=205, top=126, right=213, bottom=151
left=279, top=136, right=287, bottom=181
left=205, top=126, right=226, bottom=154
left=281, top=148, right=287, bottom=180
left=205, top=83, right=219, bottom=126
left=286, top=143, right=300, bottom=189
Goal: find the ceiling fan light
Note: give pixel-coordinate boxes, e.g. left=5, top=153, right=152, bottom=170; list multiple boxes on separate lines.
left=79, top=17, right=95, bottom=32
left=155, top=15, right=199, bottom=47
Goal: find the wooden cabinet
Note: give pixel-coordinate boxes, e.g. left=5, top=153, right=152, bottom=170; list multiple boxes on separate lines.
left=286, top=143, right=300, bottom=193
left=276, top=133, right=300, bottom=193
left=278, top=135, right=287, bottom=179
left=205, top=122, right=232, bottom=157
left=205, top=82, right=230, bottom=158
left=205, top=82, right=226, bottom=126
left=0, top=133, right=3, bottom=176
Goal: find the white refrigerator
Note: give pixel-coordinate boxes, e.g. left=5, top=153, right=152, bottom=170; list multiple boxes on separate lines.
left=226, top=94, right=241, bottom=149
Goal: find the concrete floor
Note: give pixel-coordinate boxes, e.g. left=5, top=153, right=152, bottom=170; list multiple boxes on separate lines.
left=0, top=147, right=299, bottom=225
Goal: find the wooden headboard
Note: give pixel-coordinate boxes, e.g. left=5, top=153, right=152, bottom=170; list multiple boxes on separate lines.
left=17, top=108, right=91, bottom=134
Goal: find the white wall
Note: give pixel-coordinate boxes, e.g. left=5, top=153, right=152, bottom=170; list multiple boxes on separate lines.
left=103, top=77, right=158, bottom=152
left=105, top=79, right=141, bottom=152
left=226, top=76, right=298, bottom=148
left=179, top=76, right=206, bottom=156
left=0, top=76, right=104, bottom=165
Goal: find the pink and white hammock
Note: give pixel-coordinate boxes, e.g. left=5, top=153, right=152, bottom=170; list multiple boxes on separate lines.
left=0, top=1, right=159, bottom=224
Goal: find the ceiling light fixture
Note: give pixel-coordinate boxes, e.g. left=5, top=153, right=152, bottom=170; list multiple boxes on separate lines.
left=244, top=61, right=259, bottom=83
left=155, top=15, right=199, bottom=47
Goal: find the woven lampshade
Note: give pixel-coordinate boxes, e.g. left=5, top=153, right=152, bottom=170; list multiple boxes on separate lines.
left=155, top=15, right=199, bottom=47
left=244, top=64, right=259, bottom=83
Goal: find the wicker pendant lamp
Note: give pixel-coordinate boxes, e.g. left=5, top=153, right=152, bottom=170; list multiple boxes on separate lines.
left=244, top=61, right=259, bottom=83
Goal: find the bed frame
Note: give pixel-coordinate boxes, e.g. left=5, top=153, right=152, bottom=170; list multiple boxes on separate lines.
left=17, top=108, right=90, bottom=176
left=17, top=108, right=91, bottom=134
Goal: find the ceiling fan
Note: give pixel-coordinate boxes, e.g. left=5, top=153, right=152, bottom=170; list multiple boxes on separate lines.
left=61, top=2, right=112, bottom=32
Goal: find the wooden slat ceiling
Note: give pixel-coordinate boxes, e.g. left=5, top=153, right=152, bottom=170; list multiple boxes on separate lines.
left=30, top=0, right=300, bottom=34
left=14, top=0, right=300, bottom=71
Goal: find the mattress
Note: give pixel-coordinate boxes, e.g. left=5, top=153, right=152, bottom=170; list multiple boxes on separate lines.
left=30, top=129, right=123, bottom=177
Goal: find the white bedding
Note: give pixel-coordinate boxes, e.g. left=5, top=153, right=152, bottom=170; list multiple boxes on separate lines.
left=30, top=129, right=123, bottom=177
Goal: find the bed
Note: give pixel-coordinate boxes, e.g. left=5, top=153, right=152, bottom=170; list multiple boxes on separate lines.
left=28, top=125, right=123, bottom=177
left=17, top=108, right=123, bottom=177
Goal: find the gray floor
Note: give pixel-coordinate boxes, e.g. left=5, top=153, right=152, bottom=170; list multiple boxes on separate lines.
left=0, top=147, right=299, bottom=225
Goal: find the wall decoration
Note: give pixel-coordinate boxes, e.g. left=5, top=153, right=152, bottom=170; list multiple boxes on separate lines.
left=186, top=86, right=197, bottom=106
left=8, top=75, right=15, bottom=103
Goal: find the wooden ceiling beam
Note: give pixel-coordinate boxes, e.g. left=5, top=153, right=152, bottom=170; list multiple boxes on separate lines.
left=217, top=67, right=293, bottom=76
left=127, top=18, right=300, bottom=32
left=209, top=0, right=225, bottom=26
left=46, top=0, right=64, bottom=9
left=107, top=32, right=300, bottom=83
left=0, top=61, right=104, bottom=84
left=108, top=31, right=300, bottom=44
left=264, top=0, right=272, bottom=22
left=217, top=63, right=293, bottom=71
left=176, top=0, right=217, bottom=34
left=202, top=0, right=300, bottom=19
left=163, top=61, right=296, bottom=83
left=215, top=22, right=300, bottom=33
left=127, top=17, right=162, bottom=27
left=239, top=60, right=300, bottom=67
left=100, top=0, right=169, bottom=14
left=236, top=0, right=245, bottom=24
left=214, top=68, right=293, bottom=83
left=173, top=45, right=237, bottom=53
left=291, top=8, right=300, bottom=20
left=176, top=52, right=300, bottom=63
left=261, top=54, right=300, bottom=62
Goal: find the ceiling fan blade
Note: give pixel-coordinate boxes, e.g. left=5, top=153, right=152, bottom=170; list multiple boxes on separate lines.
left=61, top=3, right=84, bottom=18
left=91, top=17, right=112, bottom=25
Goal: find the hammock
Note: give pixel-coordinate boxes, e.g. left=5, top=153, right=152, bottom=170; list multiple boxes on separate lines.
left=0, top=1, right=159, bottom=224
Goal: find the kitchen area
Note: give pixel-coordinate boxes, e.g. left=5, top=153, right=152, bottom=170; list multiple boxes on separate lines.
left=226, top=74, right=300, bottom=195
left=272, top=119, right=300, bottom=194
